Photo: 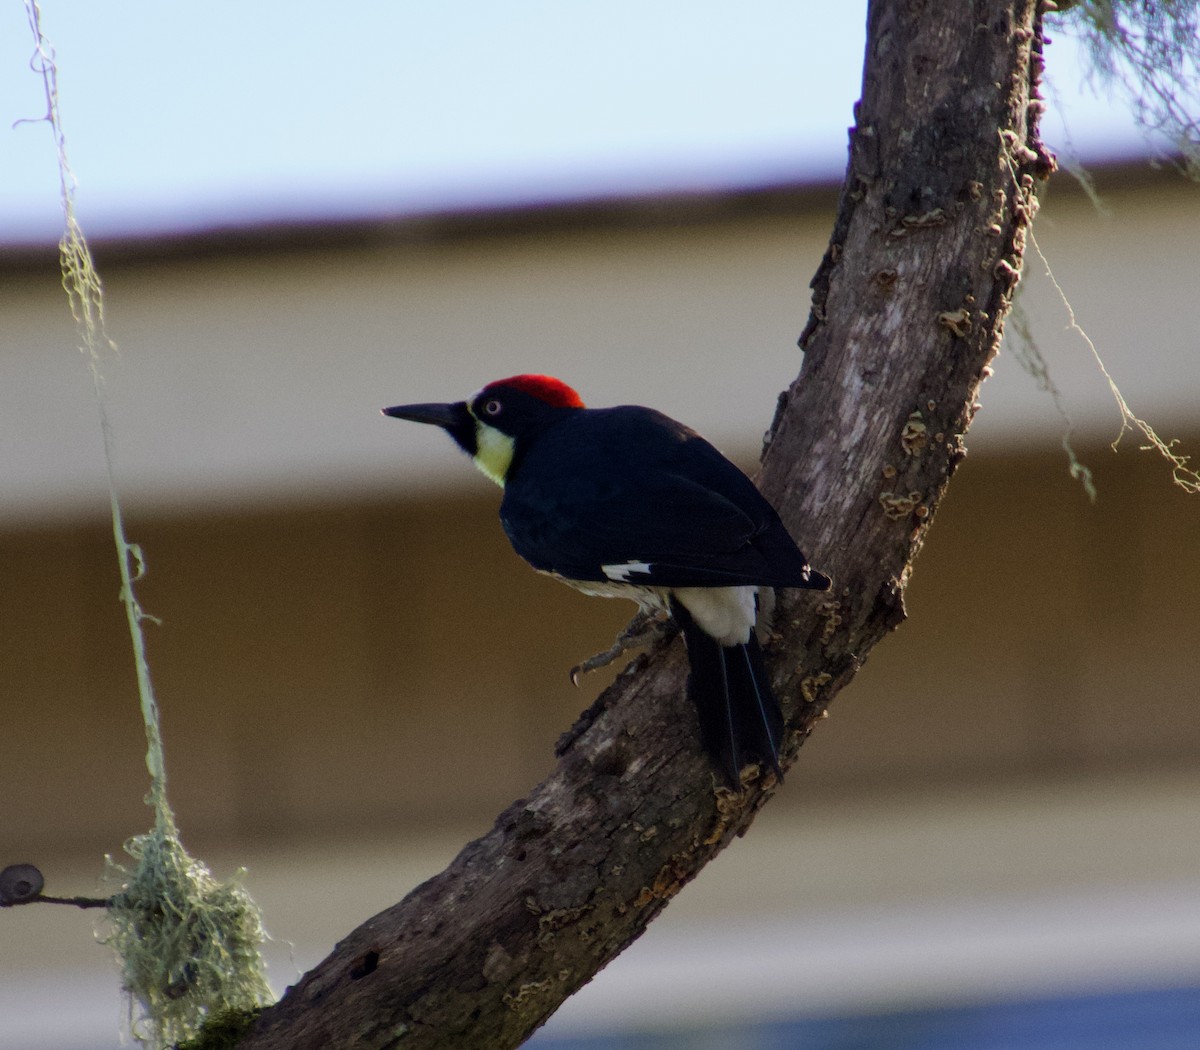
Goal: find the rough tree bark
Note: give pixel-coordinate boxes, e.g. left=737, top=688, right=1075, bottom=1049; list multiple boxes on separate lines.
left=235, top=2, right=1055, bottom=1047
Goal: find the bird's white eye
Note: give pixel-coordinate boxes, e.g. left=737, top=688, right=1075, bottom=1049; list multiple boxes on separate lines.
left=483, top=399, right=502, bottom=416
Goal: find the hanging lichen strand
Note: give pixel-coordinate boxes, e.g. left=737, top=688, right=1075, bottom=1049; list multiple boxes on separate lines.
left=23, top=4, right=274, bottom=1046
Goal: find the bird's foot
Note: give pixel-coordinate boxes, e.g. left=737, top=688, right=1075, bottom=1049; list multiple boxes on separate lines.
left=569, top=609, right=672, bottom=686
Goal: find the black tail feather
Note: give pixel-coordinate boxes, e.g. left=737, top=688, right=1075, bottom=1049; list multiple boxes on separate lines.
left=671, top=600, right=785, bottom=787
left=739, top=635, right=785, bottom=780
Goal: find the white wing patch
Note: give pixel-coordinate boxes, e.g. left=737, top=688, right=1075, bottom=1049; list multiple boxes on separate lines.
left=601, top=560, right=654, bottom=582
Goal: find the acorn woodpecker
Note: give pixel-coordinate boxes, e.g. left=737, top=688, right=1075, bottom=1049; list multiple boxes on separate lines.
left=383, top=375, right=831, bottom=787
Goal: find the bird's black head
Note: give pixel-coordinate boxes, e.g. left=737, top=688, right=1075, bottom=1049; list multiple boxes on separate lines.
left=383, top=374, right=584, bottom=487
left=466, top=375, right=584, bottom=437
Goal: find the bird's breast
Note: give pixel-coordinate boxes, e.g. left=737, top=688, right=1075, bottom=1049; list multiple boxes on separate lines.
left=540, top=571, right=668, bottom=611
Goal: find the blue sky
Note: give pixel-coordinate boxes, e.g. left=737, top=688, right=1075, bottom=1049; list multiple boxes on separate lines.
left=1, top=1, right=1151, bottom=244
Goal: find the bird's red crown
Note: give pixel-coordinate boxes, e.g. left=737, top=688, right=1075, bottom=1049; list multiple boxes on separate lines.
left=483, top=374, right=584, bottom=409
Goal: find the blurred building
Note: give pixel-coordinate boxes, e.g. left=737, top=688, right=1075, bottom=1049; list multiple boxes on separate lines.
left=1, top=165, right=1198, bottom=1050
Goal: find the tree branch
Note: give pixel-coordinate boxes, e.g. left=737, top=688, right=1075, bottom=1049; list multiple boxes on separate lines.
left=236, top=2, right=1054, bottom=1046
left=0, top=863, right=109, bottom=909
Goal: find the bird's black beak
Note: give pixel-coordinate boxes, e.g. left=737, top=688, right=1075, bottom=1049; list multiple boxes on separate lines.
left=382, top=401, right=465, bottom=428
left=382, top=400, right=477, bottom=455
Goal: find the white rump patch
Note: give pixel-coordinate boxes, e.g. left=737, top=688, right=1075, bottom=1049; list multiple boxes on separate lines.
left=601, top=560, right=654, bottom=582
left=673, top=585, right=758, bottom=646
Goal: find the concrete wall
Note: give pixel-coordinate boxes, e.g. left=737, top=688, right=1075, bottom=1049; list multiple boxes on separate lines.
left=2, top=445, right=1198, bottom=858
left=3, top=171, right=1198, bottom=518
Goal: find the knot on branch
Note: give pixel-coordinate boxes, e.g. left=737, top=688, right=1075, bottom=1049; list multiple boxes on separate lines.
left=0, top=863, right=44, bottom=905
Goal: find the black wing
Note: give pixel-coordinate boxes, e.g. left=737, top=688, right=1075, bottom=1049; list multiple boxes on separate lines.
left=500, top=406, right=829, bottom=590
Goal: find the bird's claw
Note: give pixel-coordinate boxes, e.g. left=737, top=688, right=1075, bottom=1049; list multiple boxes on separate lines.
left=569, top=609, right=672, bottom=685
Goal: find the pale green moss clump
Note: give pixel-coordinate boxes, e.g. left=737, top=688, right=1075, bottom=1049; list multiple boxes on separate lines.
left=103, top=819, right=273, bottom=1049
